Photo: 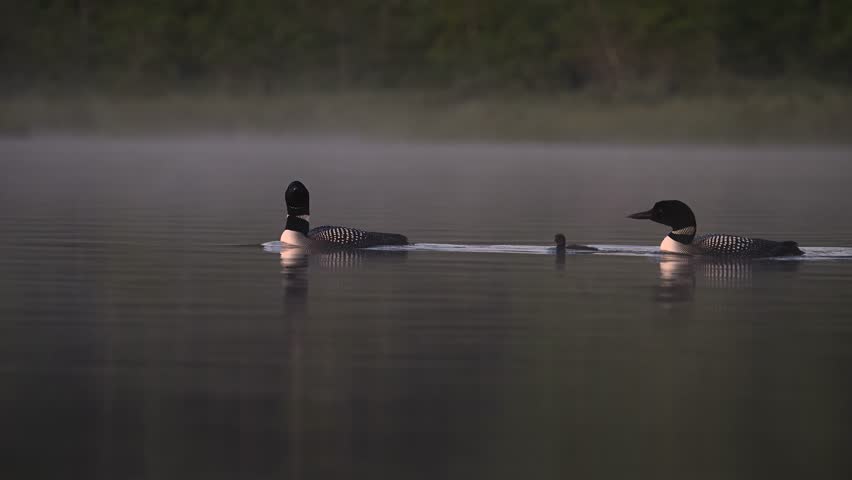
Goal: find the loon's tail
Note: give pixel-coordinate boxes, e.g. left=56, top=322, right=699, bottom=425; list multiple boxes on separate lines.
left=772, top=241, right=804, bottom=257
left=364, top=231, right=409, bottom=247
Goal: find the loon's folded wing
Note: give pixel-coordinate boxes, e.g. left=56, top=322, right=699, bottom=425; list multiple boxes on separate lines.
left=309, top=225, right=408, bottom=249
left=693, top=234, right=803, bottom=257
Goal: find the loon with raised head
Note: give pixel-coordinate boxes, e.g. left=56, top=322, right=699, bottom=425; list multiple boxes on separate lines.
left=281, top=181, right=408, bottom=250
left=628, top=200, right=803, bottom=257
left=554, top=233, right=598, bottom=251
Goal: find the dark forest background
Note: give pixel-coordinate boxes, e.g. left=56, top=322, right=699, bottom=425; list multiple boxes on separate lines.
left=2, top=1, right=852, bottom=140
left=3, top=0, right=851, bottom=95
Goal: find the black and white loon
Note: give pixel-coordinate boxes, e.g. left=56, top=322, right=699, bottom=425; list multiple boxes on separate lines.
left=280, top=181, right=408, bottom=250
left=628, top=200, right=803, bottom=257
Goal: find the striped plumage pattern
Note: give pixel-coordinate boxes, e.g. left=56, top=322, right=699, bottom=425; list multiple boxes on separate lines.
left=308, top=225, right=408, bottom=249
left=697, top=259, right=754, bottom=288
left=693, top=234, right=803, bottom=257
left=316, top=249, right=367, bottom=270
left=314, top=249, right=408, bottom=270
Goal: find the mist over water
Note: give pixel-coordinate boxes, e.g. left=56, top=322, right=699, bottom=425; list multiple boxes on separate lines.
left=2, top=137, right=852, bottom=479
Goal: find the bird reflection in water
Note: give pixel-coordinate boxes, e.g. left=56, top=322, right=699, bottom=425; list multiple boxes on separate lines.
left=279, top=246, right=409, bottom=304
left=656, top=255, right=698, bottom=306
left=555, top=247, right=566, bottom=270
left=280, top=247, right=310, bottom=312
left=655, top=255, right=801, bottom=307
left=279, top=246, right=408, bottom=354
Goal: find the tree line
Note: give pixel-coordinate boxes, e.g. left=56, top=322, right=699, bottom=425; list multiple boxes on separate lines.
left=2, top=0, right=851, bottom=95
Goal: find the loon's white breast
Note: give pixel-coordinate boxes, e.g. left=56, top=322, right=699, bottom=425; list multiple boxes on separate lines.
left=281, top=229, right=310, bottom=247
left=660, top=235, right=695, bottom=255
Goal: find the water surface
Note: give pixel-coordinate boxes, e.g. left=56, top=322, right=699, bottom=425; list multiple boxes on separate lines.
left=2, top=137, right=852, bottom=479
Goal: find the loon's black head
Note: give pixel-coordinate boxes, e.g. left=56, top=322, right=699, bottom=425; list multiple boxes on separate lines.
left=554, top=233, right=566, bottom=248
left=285, top=181, right=310, bottom=216
left=628, top=200, right=696, bottom=230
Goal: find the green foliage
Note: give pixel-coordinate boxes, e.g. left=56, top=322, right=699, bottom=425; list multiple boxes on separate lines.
left=1, top=0, right=850, bottom=94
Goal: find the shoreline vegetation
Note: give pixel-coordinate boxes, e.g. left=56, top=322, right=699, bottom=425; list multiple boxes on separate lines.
left=3, top=88, right=852, bottom=143
left=4, top=2, right=851, bottom=143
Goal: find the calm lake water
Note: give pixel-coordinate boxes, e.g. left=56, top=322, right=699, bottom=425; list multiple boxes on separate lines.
left=2, top=137, right=852, bottom=479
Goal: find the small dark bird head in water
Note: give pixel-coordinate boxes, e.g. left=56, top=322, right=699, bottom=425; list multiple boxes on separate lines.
left=628, top=200, right=696, bottom=230
left=554, top=233, right=566, bottom=249
left=285, top=180, right=310, bottom=216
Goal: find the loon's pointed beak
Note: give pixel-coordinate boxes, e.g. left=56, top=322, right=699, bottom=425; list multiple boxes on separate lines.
left=627, top=209, right=654, bottom=220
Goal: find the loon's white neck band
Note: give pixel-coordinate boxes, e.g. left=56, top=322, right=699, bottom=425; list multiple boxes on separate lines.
left=662, top=225, right=697, bottom=254
left=671, top=226, right=696, bottom=237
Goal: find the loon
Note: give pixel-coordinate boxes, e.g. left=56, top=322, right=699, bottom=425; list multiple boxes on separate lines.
left=628, top=200, right=803, bottom=257
left=281, top=181, right=408, bottom=250
left=554, top=233, right=598, bottom=251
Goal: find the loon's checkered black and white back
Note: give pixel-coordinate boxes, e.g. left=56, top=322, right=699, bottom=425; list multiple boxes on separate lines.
left=308, top=225, right=408, bottom=250
left=693, top=234, right=802, bottom=257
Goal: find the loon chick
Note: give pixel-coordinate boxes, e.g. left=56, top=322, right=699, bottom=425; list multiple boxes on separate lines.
left=554, top=233, right=598, bottom=251
left=281, top=181, right=408, bottom=250
left=627, top=200, right=803, bottom=257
